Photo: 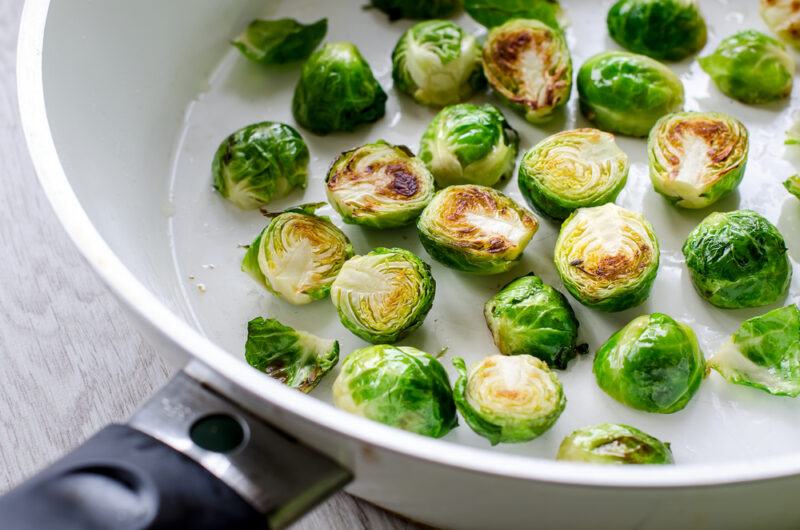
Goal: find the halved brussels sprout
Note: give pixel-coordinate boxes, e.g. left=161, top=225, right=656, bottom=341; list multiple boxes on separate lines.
left=785, top=175, right=800, bottom=200
left=482, top=19, right=572, bottom=124
left=417, top=185, right=538, bottom=274
left=594, top=313, right=705, bottom=413
left=332, top=344, right=457, bottom=437
left=292, top=42, right=387, bottom=135
left=607, top=0, right=707, bottom=61
left=212, top=122, right=308, bottom=209
left=577, top=51, right=684, bottom=137
left=453, top=355, right=565, bottom=445
left=648, top=111, right=748, bottom=209
left=245, top=317, right=339, bottom=393
left=484, top=274, right=587, bottom=369
left=330, top=247, right=435, bottom=344
left=760, top=0, right=800, bottom=49
left=709, top=305, right=800, bottom=397
left=367, top=0, right=460, bottom=21
left=464, top=0, right=564, bottom=29
left=419, top=103, right=519, bottom=188
left=554, top=203, right=659, bottom=312
left=557, top=423, right=674, bottom=464
left=683, top=210, right=791, bottom=309
left=241, top=203, right=354, bottom=305
left=326, top=141, right=435, bottom=229
left=392, top=20, right=484, bottom=107
left=699, top=30, right=794, bottom=104
left=518, top=128, right=629, bottom=221
left=232, top=18, right=327, bottom=64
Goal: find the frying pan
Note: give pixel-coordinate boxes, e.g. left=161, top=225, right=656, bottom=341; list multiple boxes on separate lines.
left=10, top=0, right=800, bottom=528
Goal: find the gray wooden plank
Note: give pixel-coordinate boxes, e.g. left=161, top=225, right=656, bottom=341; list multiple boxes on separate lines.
left=0, top=1, right=420, bottom=528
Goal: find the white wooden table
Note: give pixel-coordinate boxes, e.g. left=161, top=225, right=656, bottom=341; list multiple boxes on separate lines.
left=0, top=2, right=420, bottom=528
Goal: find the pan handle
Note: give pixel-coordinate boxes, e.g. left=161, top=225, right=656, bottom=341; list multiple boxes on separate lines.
left=0, top=371, right=351, bottom=530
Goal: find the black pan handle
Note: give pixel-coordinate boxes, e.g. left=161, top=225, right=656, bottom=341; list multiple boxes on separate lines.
left=0, top=371, right=351, bottom=529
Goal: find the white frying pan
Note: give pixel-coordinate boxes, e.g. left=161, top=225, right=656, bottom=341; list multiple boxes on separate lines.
left=12, top=0, right=800, bottom=528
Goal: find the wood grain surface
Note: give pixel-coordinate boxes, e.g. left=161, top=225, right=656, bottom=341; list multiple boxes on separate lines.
left=0, top=1, right=419, bottom=528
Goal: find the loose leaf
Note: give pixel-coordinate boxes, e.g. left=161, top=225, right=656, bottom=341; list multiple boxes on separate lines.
left=464, top=0, right=563, bottom=29
left=233, top=18, right=327, bottom=64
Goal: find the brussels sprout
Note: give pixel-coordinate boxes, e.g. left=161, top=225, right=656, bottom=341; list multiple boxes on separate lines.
left=554, top=203, right=659, bottom=312
left=606, top=0, right=707, bottom=61
left=709, top=305, right=800, bottom=397
left=557, top=423, right=674, bottom=464
left=232, top=18, right=327, bottom=64
left=292, top=42, right=387, bottom=135
left=326, top=141, right=435, bottom=229
left=785, top=175, right=800, bottom=200
left=417, top=185, right=538, bottom=274
left=452, top=355, right=565, bottom=445
left=683, top=210, right=791, bottom=309
left=577, top=52, right=684, bottom=137
left=330, top=247, right=435, bottom=343
left=760, top=0, right=800, bottom=49
left=241, top=203, right=354, bottom=305
left=518, top=128, right=629, bottom=221
left=367, top=0, right=460, bottom=21
left=594, top=313, right=705, bottom=413
left=418, top=103, right=519, bottom=188
left=392, top=21, right=484, bottom=107
left=484, top=274, right=587, bottom=369
left=648, top=112, right=748, bottom=209
left=482, top=19, right=572, bottom=124
left=212, top=122, right=308, bottom=209
left=245, top=317, right=339, bottom=393
left=699, top=30, right=794, bottom=105
left=464, top=0, right=564, bottom=29
left=332, top=344, right=457, bottom=437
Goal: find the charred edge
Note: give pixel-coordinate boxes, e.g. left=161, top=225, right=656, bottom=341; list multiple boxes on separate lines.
left=385, top=164, right=419, bottom=197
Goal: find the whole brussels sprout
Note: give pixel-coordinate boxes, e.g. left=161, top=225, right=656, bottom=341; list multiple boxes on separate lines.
left=367, top=0, right=460, bottom=21
left=648, top=112, right=748, bottom=209
left=518, top=128, right=629, bottom=221
left=484, top=274, right=587, bottom=369
left=557, top=423, right=674, bottom=464
left=464, top=0, right=564, bottom=29
left=682, top=210, right=791, bottom=309
left=232, top=18, right=327, bottom=64
left=699, top=30, right=794, bottom=104
left=577, top=51, right=684, bottom=137
left=245, top=317, right=339, bottom=393
left=761, top=0, right=800, bottom=49
left=785, top=175, right=800, bottom=200
left=333, top=345, right=457, bottom=437
left=330, top=247, right=435, bottom=344
left=482, top=19, right=572, bottom=124
left=241, top=203, right=354, bottom=305
left=212, top=122, right=308, bottom=209
left=709, top=305, right=800, bottom=397
left=417, top=185, right=539, bottom=274
left=326, top=141, right=435, bottom=229
left=292, top=42, right=387, bottom=135
left=554, top=203, right=660, bottom=312
left=392, top=20, right=484, bottom=107
left=418, top=103, right=519, bottom=188
left=452, top=355, right=565, bottom=445
left=594, top=313, right=705, bottom=413
left=606, top=0, right=707, bottom=61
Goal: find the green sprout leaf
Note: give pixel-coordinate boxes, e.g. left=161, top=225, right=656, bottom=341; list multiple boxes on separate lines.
left=785, top=175, right=800, bottom=200
left=245, top=317, right=339, bottom=393
left=333, top=344, right=457, bottom=437
left=709, top=304, right=800, bottom=397
left=682, top=210, right=792, bottom=309
left=557, top=423, right=674, bottom=464
left=593, top=313, right=705, bottom=414
left=464, top=0, right=564, bottom=29
left=232, top=18, right=327, bottom=64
